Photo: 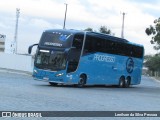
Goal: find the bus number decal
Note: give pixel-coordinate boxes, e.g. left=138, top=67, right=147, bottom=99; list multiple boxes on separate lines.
left=93, top=54, right=115, bottom=63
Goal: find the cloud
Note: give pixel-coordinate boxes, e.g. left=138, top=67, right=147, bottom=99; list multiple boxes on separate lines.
left=29, top=18, right=61, bottom=29
left=0, top=22, right=7, bottom=29
left=0, top=0, right=159, bottom=54
left=0, top=0, right=65, bottom=18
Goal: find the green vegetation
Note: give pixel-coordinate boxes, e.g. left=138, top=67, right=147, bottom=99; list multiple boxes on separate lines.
left=145, top=17, right=160, bottom=50
left=144, top=54, right=160, bottom=75
left=145, top=18, right=160, bottom=76
left=84, top=26, right=113, bottom=35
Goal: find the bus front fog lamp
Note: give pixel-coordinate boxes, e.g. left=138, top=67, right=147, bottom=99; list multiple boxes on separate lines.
left=55, top=73, right=64, bottom=77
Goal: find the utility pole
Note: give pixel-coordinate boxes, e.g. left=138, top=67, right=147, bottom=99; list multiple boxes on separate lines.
left=63, top=3, right=68, bottom=29
left=14, top=8, right=20, bottom=54
left=121, top=12, right=125, bottom=39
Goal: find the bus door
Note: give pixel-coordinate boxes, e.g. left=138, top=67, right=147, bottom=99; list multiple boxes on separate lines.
left=66, top=33, right=84, bottom=83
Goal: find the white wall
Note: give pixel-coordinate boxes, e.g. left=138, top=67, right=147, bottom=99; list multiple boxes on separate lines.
left=0, top=53, right=33, bottom=72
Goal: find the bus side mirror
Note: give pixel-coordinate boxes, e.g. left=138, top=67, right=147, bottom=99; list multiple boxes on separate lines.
left=28, top=44, right=38, bottom=54
left=28, top=46, right=32, bottom=54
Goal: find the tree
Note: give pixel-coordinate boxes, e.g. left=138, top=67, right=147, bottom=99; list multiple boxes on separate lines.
left=84, top=27, right=93, bottom=32
left=145, top=17, right=160, bottom=50
left=99, top=26, right=112, bottom=35
left=144, top=54, right=160, bottom=73
left=84, top=26, right=112, bottom=35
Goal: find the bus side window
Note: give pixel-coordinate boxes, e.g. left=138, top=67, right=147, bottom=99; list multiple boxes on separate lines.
left=95, top=38, right=105, bottom=53
left=83, top=36, right=93, bottom=55
left=131, top=46, right=143, bottom=58
left=72, top=34, right=84, bottom=49
left=105, top=40, right=111, bottom=53
left=109, top=41, right=117, bottom=54
left=67, top=48, right=81, bottom=73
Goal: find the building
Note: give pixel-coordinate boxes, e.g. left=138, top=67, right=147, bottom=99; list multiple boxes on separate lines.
left=0, top=34, right=6, bottom=52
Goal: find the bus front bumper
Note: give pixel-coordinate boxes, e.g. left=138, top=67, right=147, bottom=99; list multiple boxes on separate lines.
left=32, top=68, right=65, bottom=83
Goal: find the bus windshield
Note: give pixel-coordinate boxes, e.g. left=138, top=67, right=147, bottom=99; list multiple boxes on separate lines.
left=35, top=50, right=67, bottom=71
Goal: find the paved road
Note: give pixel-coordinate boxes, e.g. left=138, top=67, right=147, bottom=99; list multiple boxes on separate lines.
left=0, top=71, right=160, bottom=120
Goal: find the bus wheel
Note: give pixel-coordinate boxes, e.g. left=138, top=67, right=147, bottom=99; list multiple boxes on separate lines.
left=78, top=75, right=86, bottom=88
left=119, top=77, right=125, bottom=88
left=125, top=77, right=131, bottom=88
left=49, top=82, right=58, bottom=86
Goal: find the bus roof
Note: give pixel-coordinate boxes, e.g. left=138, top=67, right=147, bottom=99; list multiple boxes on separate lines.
left=44, top=29, right=143, bottom=47
left=44, top=29, right=83, bottom=34
left=86, top=32, right=128, bottom=43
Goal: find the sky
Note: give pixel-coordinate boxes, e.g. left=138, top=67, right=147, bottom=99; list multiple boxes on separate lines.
left=0, top=0, right=160, bottom=55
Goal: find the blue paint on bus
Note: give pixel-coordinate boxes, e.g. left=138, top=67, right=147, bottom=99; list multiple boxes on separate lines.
left=29, top=29, right=144, bottom=87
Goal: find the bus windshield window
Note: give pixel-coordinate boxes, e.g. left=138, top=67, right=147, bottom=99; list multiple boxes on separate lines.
left=35, top=51, right=67, bottom=71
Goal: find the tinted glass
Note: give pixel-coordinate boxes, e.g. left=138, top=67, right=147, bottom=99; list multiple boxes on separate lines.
left=39, top=32, right=73, bottom=48
left=35, top=50, right=67, bottom=71
left=83, top=35, right=144, bottom=58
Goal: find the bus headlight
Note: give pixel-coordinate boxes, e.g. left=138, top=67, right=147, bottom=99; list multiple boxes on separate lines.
left=55, top=73, right=64, bottom=77
left=34, top=69, right=38, bottom=74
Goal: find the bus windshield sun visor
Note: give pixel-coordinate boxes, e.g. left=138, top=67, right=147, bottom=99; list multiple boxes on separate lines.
left=39, top=32, right=73, bottom=48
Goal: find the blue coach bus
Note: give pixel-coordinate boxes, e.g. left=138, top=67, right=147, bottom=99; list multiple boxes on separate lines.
left=28, top=29, right=144, bottom=88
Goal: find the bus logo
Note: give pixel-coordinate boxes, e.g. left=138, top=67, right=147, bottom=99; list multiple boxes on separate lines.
left=59, top=34, right=71, bottom=41
left=126, top=58, right=134, bottom=73
left=93, top=54, right=115, bottom=63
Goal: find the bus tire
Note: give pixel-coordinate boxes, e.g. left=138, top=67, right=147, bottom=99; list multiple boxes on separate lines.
left=125, top=77, right=131, bottom=88
left=78, top=75, right=86, bottom=88
left=49, top=82, right=58, bottom=86
left=119, top=77, right=125, bottom=88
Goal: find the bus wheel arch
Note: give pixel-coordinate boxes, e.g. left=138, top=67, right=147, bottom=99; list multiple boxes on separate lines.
left=78, top=74, right=87, bottom=87
left=125, top=76, right=131, bottom=88
left=49, top=82, right=58, bottom=86
left=119, top=76, right=125, bottom=88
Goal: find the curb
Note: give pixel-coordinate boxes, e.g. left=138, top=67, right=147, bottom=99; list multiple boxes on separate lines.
left=0, top=68, right=32, bottom=76
left=150, top=77, right=160, bottom=83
